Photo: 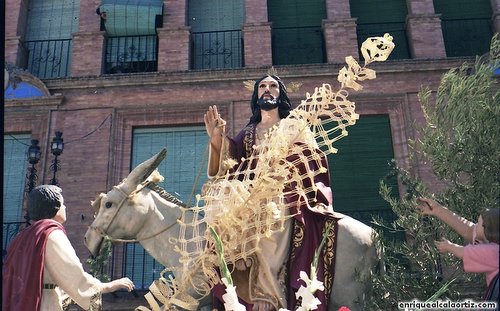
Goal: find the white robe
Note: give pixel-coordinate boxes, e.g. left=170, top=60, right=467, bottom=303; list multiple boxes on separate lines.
left=41, top=229, right=102, bottom=311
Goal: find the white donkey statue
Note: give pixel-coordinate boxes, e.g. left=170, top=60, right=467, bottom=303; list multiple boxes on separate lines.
left=84, top=148, right=382, bottom=311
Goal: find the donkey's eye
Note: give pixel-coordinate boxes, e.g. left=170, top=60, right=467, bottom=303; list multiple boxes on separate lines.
left=105, top=202, right=113, bottom=208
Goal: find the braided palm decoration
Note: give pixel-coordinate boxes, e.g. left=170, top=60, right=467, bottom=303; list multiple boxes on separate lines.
left=137, top=34, right=395, bottom=311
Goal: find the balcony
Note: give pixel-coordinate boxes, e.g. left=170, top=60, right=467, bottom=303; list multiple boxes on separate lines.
left=271, top=26, right=325, bottom=66
left=191, top=30, right=243, bottom=70
left=441, top=18, right=493, bottom=57
left=24, top=39, right=72, bottom=79
left=104, top=35, right=158, bottom=74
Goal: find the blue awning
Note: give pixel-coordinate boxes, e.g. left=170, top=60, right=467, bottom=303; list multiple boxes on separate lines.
left=99, top=0, right=163, bottom=36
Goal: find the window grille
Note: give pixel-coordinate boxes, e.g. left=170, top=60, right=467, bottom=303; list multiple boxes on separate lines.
left=104, top=35, right=158, bottom=74
left=268, top=0, right=327, bottom=65
left=99, top=0, right=163, bottom=74
left=188, top=0, right=244, bottom=70
left=3, top=134, right=30, bottom=252
left=24, top=0, right=79, bottom=78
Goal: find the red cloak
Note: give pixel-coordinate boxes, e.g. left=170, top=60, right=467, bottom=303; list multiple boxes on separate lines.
left=3, top=219, right=66, bottom=311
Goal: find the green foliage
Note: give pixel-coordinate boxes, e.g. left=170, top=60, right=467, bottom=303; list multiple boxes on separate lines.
left=86, top=237, right=113, bottom=282
left=366, top=34, right=499, bottom=310
left=417, top=35, right=499, bottom=218
left=367, top=164, right=460, bottom=310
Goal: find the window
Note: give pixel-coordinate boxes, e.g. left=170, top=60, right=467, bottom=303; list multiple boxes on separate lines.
left=3, top=134, right=30, bottom=252
left=99, top=0, right=163, bottom=74
left=24, top=0, right=80, bottom=78
left=268, top=0, right=326, bottom=65
left=434, top=0, right=493, bottom=57
left=325, top=115, right=398, bottom=226
left=188, top=0, right=244, bottom=69
left=123, top=126, right=208, bottom=289
left=4, top=82, right=45, bottom=99
left=350, top=0, right=410, bottom=60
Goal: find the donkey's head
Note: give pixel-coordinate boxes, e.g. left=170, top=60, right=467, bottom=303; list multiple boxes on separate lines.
left=84, top=148, right=167, bottom=257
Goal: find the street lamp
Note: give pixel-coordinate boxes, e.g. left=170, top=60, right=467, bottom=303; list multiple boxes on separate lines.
left=25, top=139, right=41, bottom=224
left=26, top=139, right=41, bottom=191
left=50, top=131, right=64, bottom=186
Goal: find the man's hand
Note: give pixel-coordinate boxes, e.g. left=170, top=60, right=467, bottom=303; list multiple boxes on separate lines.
left=101, top=277, right=135, bottom=293
left=204, top=105, right=226, bottom=139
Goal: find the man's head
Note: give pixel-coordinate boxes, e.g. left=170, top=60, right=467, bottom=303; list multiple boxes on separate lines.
left=249, top=75, right=291, bottom=123
left=28, top=185, right=64, bottom=221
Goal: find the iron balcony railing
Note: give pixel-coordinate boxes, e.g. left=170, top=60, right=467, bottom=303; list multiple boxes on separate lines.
left=3, top=221, right=26, bottom=256
left=271, top=26, right=325, bottom=65
left=104, top=35, right=158, bottom=74
left=97, top=242, right=163, bottom=290
left=121, top=243, right=165, bottom=290
left=24, top=39, right=72, bottom=79
left=440, top=18, right=493, bottom=57
left=191, top=30, right=243, bottom=70
left=356, top=22, right=410, bottom=60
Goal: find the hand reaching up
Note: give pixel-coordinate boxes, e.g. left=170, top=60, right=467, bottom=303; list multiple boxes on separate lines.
left=204, top=105, right=226, bottom=139
left=416, top=197, right=442, bottom=216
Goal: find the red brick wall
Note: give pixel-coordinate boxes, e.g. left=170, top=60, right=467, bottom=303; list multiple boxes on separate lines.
left=5, top=0, right=28, bottom=38
left=5, top=0, right=29, bottom=65
left=78, top=0, right=102, bottom=32
left=4, top=1, right=490, bottom=306
left=323, top=19, right=360, bottom=63
left=243, top=24, right=273, bottom=67
left=157, top=28, right=191, bottom=71
left=325, top=0, right=351, bottom=19
left=46, top=108, right=114, bottom=257
left=406, top=15, right=447, bottom=58
left=71, top=32, right=106, bottom=76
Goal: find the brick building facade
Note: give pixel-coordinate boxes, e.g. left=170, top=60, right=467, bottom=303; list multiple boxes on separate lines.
left=4, top=0, right=499, bottom=309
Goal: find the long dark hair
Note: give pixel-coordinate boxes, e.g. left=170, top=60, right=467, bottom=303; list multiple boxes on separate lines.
left=482, top=208, right=500, bottom=243
left=248, top=75, right=292, bottom=124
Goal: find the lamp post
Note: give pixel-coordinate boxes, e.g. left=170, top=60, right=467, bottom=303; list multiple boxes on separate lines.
left=49, top=131, right=64, bottom=186
left=25, top=139, right=41, bottom=224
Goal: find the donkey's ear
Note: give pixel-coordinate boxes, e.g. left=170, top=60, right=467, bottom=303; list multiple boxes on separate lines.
left=139, top=148, right=167, bottom=182
left=124, top=148, right=167, bottom=189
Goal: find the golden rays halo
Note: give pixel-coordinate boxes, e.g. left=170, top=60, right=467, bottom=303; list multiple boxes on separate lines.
left=243, top=66, right=303, bottom=93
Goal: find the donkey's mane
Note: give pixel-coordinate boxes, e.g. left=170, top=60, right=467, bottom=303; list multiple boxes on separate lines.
left=146, top=182, right=188, bottom=208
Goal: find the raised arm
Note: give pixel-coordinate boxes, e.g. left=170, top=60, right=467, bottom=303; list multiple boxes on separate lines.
left=204, top=105, right=226, bottom=177
left=416, top=197, right=479, bottom=243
